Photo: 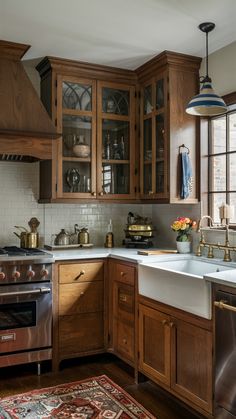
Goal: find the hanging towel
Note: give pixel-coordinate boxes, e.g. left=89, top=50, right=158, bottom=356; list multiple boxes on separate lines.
left=180, top=152, right=193, bottom=199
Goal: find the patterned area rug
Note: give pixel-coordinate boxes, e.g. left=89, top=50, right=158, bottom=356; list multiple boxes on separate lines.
left=0, top=374, right=156, bottom=418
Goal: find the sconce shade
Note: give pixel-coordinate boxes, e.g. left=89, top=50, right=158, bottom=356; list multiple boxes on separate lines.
left=186, top=81, right=227, bottom=116
left=186, top=21, right=227, bottom=117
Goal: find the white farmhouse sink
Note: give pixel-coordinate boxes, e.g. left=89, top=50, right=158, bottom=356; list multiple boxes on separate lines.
left=138, top=257, right=235, bottom=319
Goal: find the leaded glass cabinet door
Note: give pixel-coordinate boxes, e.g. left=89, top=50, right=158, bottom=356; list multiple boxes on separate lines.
left=97, top=81, right=136, bottom=199
left=140, top=74, right=168, bottom=199
left=56, top=76, right=97, bottom=198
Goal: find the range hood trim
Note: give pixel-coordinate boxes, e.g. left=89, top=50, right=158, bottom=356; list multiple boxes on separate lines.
left=0, top=40, right=61, bottom=161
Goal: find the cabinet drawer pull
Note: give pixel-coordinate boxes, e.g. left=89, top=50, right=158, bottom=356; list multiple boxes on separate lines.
left=80, top=291, right=85, bottom=296
left=169, top=321, right=175, bottom=328
left=120, top=271, right=127, bottom=277
left=99, top=191, right=104, bottom=196
left=122, top=338, right=127, bottom=345
left=91, top=191, right=96, bottom=196
left=119, top=293, right=127, bottom=302
left=74, top=270, right=85, bottom=280
left=214, top=300, right=236, bottom=312
left=162, top=319, right=168, bottom=326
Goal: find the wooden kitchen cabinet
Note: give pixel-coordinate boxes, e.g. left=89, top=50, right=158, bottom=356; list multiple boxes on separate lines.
left=108, top=259, right=137, bottom=366
left=138, top=51, right=201, bottom=203
left=138, top=297, right=213, bottom=416
left=36, top=57, right=137, bottom=202
left=53, top=260, right=105, bottom=370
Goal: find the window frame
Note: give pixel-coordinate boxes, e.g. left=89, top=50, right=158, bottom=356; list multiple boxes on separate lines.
left=207, top=92, right=236, bottom=226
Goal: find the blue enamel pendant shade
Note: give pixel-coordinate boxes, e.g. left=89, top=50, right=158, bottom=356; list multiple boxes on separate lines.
left=186, top=80, right=227, bottom=116
left=186, top=22, right=227, bottom=117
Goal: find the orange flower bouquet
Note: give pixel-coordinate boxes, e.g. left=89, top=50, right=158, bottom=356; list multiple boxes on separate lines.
left=171, top=217, right=197, bottom=242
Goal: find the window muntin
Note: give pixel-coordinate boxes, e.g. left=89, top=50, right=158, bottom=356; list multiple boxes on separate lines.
left=209, top=103, right=236, bottom=224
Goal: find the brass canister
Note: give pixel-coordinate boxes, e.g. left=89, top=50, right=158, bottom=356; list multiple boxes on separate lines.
left=79, top=228, right=89, bottom=245
left=26, top=232, right=39, bottom=248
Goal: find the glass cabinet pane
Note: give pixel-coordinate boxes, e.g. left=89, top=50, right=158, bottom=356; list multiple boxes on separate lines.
left=156, top=161, right=164, bottom=193
left=63, top=162, right=91, bottom=193
left=102, top=164, right=129, bottom=194
left=62, top=81, right=92, bottom=110
left=156, top=79, right=164, bottom=109
left=144, top=119, right=152, bottom=161
left=102, top=120, right=129, bottom=160
left=144, top=164, right=152, bottom=194
left=144, top=85, right=153, bottom=115
left=62, top=115, right=92, bottom=158
left=156, top=114, right=165, bottom=159
left=102, top=87, right=129, bottom=115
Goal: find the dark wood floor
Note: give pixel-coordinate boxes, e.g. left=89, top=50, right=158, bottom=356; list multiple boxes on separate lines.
left=0, top=354, right=204, bottom=419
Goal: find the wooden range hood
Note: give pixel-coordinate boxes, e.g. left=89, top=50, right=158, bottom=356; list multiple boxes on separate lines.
left=0, top=40, right=59, bottom=161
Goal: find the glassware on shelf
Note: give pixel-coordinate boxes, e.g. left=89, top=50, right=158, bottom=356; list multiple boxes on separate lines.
left=119, top=136, right=125, bottom=159
left=72, top=135, right=90, bottom=158
left=104, top=132, right=111, bottom=160
left=66, top=168, right=80, bottom=192
left=112, top=140, right=120, bottom=160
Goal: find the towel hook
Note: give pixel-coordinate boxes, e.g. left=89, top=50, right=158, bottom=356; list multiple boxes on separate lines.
left=178, top=144, right=190, bottom=154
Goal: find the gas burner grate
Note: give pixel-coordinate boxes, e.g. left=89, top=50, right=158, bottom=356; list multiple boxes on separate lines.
left=0, top=247, right=50, bottom=257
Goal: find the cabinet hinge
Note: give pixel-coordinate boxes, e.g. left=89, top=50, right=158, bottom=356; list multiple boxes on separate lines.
left=134, top=187, right=137, bottom=193
left=55, top=118, right=57, bottom=126
left=167, top=92, right=170, bottom=102
left=55, top=183, right=58, bottom=192
left=108, top=333, right=110, bottom=343
left=55, top=79, right=58, bottom=88
left=135, top=124, right=137, bottom=131
left=135, top=91, right=137, bottom=98
left=138, top=351, right=140, bottom=359
left=135, top=168, right=138, bottom=176
left=55, top=99, right=57, bottom=107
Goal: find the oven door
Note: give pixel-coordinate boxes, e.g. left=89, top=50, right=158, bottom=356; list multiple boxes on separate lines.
left=0, top=282, right=52, bottom=354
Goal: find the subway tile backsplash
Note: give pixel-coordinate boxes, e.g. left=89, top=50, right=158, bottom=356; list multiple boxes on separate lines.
left=0, top=162, right=152, bottom=247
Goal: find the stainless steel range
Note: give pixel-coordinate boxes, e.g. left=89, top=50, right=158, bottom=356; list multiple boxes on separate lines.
left=0, top=246, right=54, bottom=373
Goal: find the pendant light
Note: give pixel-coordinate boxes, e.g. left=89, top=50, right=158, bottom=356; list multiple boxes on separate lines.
left=186, top=22, right=227, bottom=116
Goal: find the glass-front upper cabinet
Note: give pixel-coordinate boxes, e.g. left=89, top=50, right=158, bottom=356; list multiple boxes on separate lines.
left=56, top=76, right=97, bottom=198
left=97, top=81, right=136, bottom=198
left=140, top=74, right=168, bottom=199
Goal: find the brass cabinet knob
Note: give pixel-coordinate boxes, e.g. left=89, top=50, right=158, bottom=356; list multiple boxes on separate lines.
left=162, top=319, right=168, bottom=326
left=120, top=271, right=127, bottom=276
left=74, top=270, right=85, bottom=280
left=99, top=192, right=104, bottom=196
left=169, top=321, right=175, bottom=328
left=80, top=291, right=85, bottom=296
left=91, top=191, right=96, bottom=196
left=148, top=191, right=153, bottom=195
left=122, top=338, right=127, bottom=345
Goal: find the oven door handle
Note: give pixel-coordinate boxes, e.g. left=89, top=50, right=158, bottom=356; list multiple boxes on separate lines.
left=214, top=300, right=236, bottom=313
left=0, top=287, right=51, bottom=298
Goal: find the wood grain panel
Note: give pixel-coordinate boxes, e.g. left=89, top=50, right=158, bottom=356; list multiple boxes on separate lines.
left=59, top=312, right=104, bottom=356
left=59, top=261, right=103, bottom=283
left=59, top=281, right=104, bottom=315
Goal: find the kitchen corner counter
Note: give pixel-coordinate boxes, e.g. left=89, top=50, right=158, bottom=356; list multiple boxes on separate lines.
left=44, top=247, right=175, bottom=264
left=205, top=269, right=236, bottom=288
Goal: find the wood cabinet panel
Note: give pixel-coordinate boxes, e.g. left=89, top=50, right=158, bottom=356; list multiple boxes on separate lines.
left=138, top=297, right=213, bottom=416
left=59, top=280, right=104, bottom=315
left=116, top=322, right=134, bottom=362
left=59, top=261, right=103, bottom=283
left=114, top=263, right=135, bottom=286
left=171, top=317, right=213, bottom=413
left=139, top=303, right=171, bottom=386
left=59, top=312, right=104, bottom=356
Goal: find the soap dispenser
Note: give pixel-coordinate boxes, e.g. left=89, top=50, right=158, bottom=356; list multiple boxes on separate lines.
left=105, top=219, right=114, bottom=248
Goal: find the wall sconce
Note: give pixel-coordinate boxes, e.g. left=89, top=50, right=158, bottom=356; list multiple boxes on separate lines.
left=186, top=22, right=227, bottom=116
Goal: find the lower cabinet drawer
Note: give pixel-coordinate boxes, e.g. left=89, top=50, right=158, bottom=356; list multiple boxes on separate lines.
left=116, top=321, right=134, bottom=362
left=59, top=312, right=104, bottom=357
left=59, top=281, right=104, bottom=315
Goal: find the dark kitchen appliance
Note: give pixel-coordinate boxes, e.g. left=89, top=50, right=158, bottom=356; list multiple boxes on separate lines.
left=0, top=247, right=54, bottom=374
left=214, top=289, right=236, bottom=418
left=123, top=213, right=155, bottom=248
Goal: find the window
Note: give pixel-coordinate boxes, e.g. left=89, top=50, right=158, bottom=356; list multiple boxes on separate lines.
left=208, top=99, right=236, bottom=224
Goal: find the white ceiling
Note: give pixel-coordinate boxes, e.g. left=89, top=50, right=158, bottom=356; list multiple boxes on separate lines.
left=0, top=0, right=236, bottom=69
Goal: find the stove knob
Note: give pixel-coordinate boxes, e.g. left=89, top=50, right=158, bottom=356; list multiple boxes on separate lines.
left=40, top=269, right=49, bottom=278
left=12, top=270, right=21, bottom=279
left=0, top=271, right=5, bottom=280
left=27, top=269, right=35, bottom=279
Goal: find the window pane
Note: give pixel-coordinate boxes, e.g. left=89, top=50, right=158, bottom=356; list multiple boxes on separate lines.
left=229, top=112, right=236, bottom=151
left=62, top=82, right=92, bottom=110
left=210, top=117, right=226, bottom=154
left=143, top=119, right=152, bottom=161
left=211, top=193, right=226, bottom=223
left=228, top=193, right=236, bottom=223
left=102, top=88, right=129, bottom=116
left=229, top=153, right=236, bottom=190
left=144, top=85, right=153, bottom=115
left=210, top=155, right=226, bottom=191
